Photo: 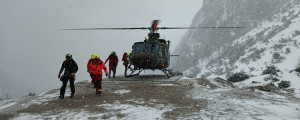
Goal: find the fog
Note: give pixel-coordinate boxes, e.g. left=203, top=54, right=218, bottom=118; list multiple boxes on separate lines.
left=0, top=0, right=203, bottom=98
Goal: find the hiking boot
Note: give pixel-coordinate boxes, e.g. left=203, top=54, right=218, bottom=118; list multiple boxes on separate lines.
left=58, top=96, right=64, bottom=99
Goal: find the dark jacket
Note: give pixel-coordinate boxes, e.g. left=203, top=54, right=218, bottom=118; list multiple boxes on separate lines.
left=59, top=59, right=78, bottom=75
left=105, top=55, right=119, bottom=68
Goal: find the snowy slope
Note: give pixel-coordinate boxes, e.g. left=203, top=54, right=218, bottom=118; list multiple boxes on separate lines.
left=190, top=84, right=300, bottom=120
left=173, top=0, right=291, bottom=72
left=191, top=2, right=300, bottom=79
left=175, top=77, right=300, bottom=120
left=171, top=1, right=300, bottom=109
left=173, top=0, right=300, bottom=77
left=193, top=2, right=300, bottom=77
left=173, top=0, right=300, bottom=89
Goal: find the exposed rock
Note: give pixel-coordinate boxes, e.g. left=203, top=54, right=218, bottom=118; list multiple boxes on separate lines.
left=227, top=72, right=250, bottom=83
left=253, top=83, right=277, bottom=92
left=251, top=81, right=260, bottom=83
left=264, top=75, right=280, bottom=82
left=214, top=77, right=236, bottom=88
left=262, top=66, right=280, bottom=75
left=278, top=81, right=291, bottom=88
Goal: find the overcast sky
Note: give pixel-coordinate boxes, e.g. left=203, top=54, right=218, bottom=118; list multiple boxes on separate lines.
left=0, top=0, right=203, bottom=98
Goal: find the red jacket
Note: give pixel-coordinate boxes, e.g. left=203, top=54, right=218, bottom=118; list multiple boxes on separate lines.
left=122, top=53, right=128, bottom=62
left=89, top=58, right=108, bottom=76
left=87, top=59, right=93, bottom=73
left=105, top=55, right=119, bottom=67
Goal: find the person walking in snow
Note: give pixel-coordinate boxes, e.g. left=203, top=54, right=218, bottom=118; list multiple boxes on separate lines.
left=87, top=54, right=97, bottom=87
left=105, top=51, right=119, bottom=78
left=58, top=54, right=78, bottom=99
left=89, top=54, right=108, bottom=96
left=122, top=52, right=129, bottom=76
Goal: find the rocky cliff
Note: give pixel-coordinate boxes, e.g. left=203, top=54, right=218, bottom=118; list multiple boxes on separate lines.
left=173, top=0, right=300, bottom=78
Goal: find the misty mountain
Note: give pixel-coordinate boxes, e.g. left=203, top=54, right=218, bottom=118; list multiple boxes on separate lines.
left=173, top=0, right=300, bottom=78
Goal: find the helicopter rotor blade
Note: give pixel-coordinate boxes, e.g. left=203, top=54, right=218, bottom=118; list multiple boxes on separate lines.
left=159, top=27, right=244, bottom=29
left=61, top=27, right=150, bottom=30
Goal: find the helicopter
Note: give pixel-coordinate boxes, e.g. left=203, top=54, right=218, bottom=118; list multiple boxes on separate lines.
left=62, top=20, right=243, bottom=78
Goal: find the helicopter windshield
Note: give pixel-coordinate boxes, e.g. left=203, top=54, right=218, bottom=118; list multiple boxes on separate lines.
left=132, top=42, right=160, bottom=55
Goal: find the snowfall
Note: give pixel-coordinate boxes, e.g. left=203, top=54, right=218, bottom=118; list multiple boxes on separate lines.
left=2, top=2, right=300, bottom=120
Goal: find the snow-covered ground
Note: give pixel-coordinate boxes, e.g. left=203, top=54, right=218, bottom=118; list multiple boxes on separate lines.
left=9, top=93, right=172, bottom=120
left=113, top=89, right=131, bottom=94
left=178, top=77, right=300, bottom=120
left=193, top=87, right=300, bottom=120
left=0, top=76, right=299, bottom=120
left=13, top=103, right=172, bottom=120
left=0, top=99, right=17, bottom=111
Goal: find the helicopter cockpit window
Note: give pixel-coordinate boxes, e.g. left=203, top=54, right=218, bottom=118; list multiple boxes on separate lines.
left=132, top=42, right=145, bottom=53
left=132, top=42, right=160, bottom=56
left=148, top=43, right=160, bottom=55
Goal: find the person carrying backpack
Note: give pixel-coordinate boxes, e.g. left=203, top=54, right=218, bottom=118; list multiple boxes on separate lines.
left=58, top=54, right=78, bottom=99
left=89, top=54, right=108, bottom=96
left=105, top=51, right=119, bottom=78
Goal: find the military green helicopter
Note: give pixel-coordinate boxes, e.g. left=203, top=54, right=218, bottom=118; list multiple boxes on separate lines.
left=62, top=20, right=243, bottom=78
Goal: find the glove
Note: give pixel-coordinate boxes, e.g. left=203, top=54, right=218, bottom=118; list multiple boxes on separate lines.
left=58, top=74, right=61, bottom=78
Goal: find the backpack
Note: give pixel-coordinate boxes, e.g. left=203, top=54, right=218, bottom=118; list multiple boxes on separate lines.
left=64, top=59, right=78, bottom=73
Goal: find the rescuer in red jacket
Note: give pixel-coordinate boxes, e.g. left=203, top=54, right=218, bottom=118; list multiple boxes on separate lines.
left=105, top=51, right=119, bottom=78
left=88, top=54, right=108, bottom=96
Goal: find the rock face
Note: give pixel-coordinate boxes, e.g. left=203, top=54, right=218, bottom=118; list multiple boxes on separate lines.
left=172, top=0, right=300, bottom=78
